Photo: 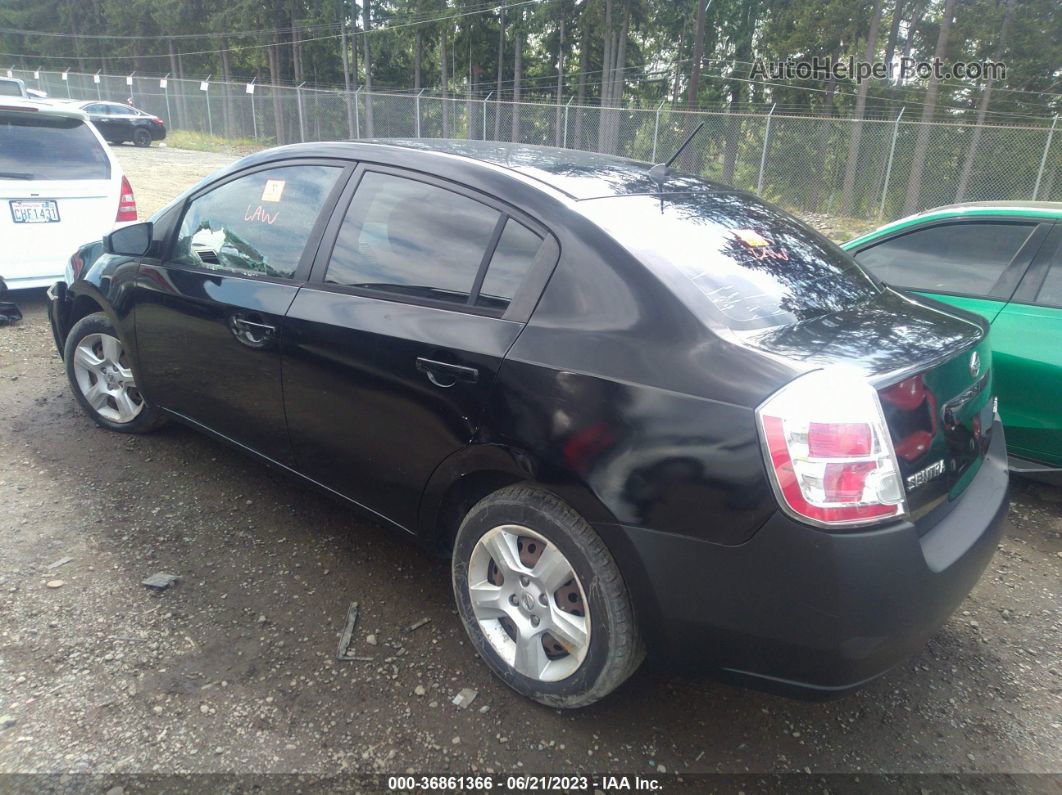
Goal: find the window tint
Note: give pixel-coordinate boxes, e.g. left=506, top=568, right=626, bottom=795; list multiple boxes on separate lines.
left=855, top=222, right=1035, bottom=297
left=173, top=164, right=341, bottom=279
left=326, top=171, right=501, bottom=306
left=1036, top=263, right=1062, bottom=307
left=0, top=115, right=110, bottom=180
left=580, top=192, right=882, bottom=331
left=476, top=218, right=542, bottom=311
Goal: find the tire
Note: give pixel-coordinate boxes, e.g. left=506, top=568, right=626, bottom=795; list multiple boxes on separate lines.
left=133, top=128, right=151, bottom=147
left=64, top=312, right=165, bottom=434
left=452, top=485, right=644, bottom=708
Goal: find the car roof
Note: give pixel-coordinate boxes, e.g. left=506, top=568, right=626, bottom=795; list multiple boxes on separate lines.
left=0, top=96, right=88, bottom=120
left=844, top=200, right=1062, bottom=248
left=361, top=138, right=730, bottom=201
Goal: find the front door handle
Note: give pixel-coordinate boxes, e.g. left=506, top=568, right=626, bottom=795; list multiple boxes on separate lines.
left=416, top=357, right=479, bottom=388
left=229, top=314, right=276, bottom=348
left=232, top=317, right=276, bottom=334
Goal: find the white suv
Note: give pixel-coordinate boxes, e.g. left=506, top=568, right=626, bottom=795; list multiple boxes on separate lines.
left=1, top=98, right=137, bottom=290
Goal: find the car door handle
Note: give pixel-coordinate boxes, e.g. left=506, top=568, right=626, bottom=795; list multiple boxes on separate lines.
left=416, top=357, right=479, bottom=388
left=232, top=317, right=276, bottom=334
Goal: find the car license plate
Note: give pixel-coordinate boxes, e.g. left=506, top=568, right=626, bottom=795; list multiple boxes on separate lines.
left=10, top=200, right=60, bottom=224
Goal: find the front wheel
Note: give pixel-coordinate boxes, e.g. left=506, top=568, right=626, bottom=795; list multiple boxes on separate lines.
left=133, top=128, right=151, bottom=147
left=452, top=485, right=644, bottom=708
left=64, top=312, right=165, bottom=434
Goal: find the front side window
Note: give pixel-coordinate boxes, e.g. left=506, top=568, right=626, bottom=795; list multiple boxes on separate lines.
left=173, top=164, right=341, bottom=279
left=855, top=222, right=1035, bottom=297
left=326, top=171, right=502, bottom=306
left=0, top=115, right=110, bottom=180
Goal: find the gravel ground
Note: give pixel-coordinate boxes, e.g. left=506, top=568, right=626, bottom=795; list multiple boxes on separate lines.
left=0, top=144, right=1060, bottom=784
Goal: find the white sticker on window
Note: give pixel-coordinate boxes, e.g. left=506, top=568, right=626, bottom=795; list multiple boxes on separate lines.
left=261, top=179, right=286, bottom=202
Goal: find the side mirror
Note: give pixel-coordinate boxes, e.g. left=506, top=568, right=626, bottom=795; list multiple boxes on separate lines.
left=105, top=221, right=153, bottom=257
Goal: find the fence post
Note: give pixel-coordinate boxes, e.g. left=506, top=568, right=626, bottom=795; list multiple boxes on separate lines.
left=1033, top=115, right=1058, bottom=200
left=756, top=103, right=776, bottom=195
left=651, top=99, right=665, bottom=162
left=162, top=74, right=171, bottom=128
left=354, top=87, right=361, bottom=139
left=248, top=79, right=257, bottom=140
left=296, top=83, right=306, bottom=142
left=483, top=91, right=493, bottom=140
left=62, top=69, right=70, bottom=98
left=416, top=88, right=425, bottom=138
left=878, top=107, right=906, bottom=219
left=201, top=75, right=212, bottom=137
left=563, top=96, right=574, bottom=149
left=94, top=70, right=101, bottom=101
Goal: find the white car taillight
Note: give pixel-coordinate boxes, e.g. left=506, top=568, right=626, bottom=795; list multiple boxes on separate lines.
left=116, top=175, right=137, bottom=222
left=757, top=368, right=907, bottom=528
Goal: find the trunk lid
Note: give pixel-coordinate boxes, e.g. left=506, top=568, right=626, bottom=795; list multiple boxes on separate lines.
left=0, top=179, right=116, bottom=282
left=745, top=289, right=995, bottom=519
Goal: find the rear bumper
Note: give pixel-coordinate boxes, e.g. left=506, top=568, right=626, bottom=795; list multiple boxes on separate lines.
left=2, top=274, right=64, bottom=291
left=601, top=419, right=1009, bottom=698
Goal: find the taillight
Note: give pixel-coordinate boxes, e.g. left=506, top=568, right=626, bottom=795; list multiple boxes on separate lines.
left=116, top=175, right=137, bottom=222
left=151, top=117, right=164, bottom=126
left=69, top=251, right=85, bottom=280
left=757, top=368, right=906, bottom=528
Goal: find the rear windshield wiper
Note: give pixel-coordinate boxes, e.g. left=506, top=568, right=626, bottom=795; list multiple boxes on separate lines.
left=0, top=171, right=34, bottom=180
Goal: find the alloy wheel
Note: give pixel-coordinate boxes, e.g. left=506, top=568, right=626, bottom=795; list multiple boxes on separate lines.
left=467, top=524, right=591, bottom=682
left=72, top=333, right=145, bottom=424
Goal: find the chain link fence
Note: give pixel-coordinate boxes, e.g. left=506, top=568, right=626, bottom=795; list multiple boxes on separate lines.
left=11, top=67, right=1061, bottom=221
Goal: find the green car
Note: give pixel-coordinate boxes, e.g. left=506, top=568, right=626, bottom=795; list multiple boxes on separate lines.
left=844, top=202, right=1062, bottom=481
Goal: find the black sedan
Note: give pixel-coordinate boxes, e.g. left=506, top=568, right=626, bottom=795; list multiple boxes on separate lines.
left=46, top=140, right=1008, bottom=708
left=75, top=100, right=166, bottom=147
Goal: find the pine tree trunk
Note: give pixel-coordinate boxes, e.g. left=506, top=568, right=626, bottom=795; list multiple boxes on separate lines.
left=414, top=30, right=422, bottom=91
left=687, top=0, right=707, bottom=111
left=555, top=15, right=565, bottom=146
left=841, top=0, right=884, bottom=213
left=903, top=0, right=957, bottom=214
left=362, top=0, right=374, bottom=137
left=722, top=0, right=760, bottom=183
left=598, top=0, right=614, bottom=151
left=608, top=1, right=628, bottom=153
left=268, top=43, right=285, bottom=144
left=441, top=29, right=449, bottom=137
left=511, top=16, right=523, bottom=141
left=495, top=6, right=505, bottom=140
left=220, top=42, right=234, bottom=138
left=883, top=0, right=904, bottom=82
left=955, top=0, right=1015, bottom=201
left=574, top=23, right=588, bottom=148
left=898, top=0, right=927, bottom=86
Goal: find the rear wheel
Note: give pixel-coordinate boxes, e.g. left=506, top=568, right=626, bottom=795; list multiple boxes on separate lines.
left=64, top=313, right=164, bottom=434
left=452, top=485, right=643, bottom=708
left=133, top=128, right=151, bottom=147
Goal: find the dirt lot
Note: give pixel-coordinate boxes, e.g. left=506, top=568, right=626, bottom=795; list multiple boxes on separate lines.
left=0, top=144, right=1060, bottom=786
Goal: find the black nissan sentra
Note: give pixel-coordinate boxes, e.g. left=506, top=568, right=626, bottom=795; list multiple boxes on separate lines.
left=47, top=140, right=1008, bottom=708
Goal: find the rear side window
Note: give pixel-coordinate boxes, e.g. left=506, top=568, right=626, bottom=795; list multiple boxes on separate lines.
left=0, top=114, right=110, bottom=180
left=581, top=192, right=882, bottom=331
left=854, top=222, right=1035, bottom=297
left=476, top=219, right=543, bottom=311
left=326, top=171, right=502, bottom=307
left=0, top=80, right=22, bottom=97
left=1036, top=263, right=1062, bottom=308
left=172, top=164, right=341, bottom=279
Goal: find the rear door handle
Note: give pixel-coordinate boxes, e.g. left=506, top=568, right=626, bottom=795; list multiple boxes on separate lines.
left=416, top=357, right=479, bottom=387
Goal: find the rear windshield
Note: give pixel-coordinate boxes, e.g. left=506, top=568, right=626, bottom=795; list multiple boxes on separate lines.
left=0, top=114, right=111, bottom=180
left=581, top=192, right=882, bottom=331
